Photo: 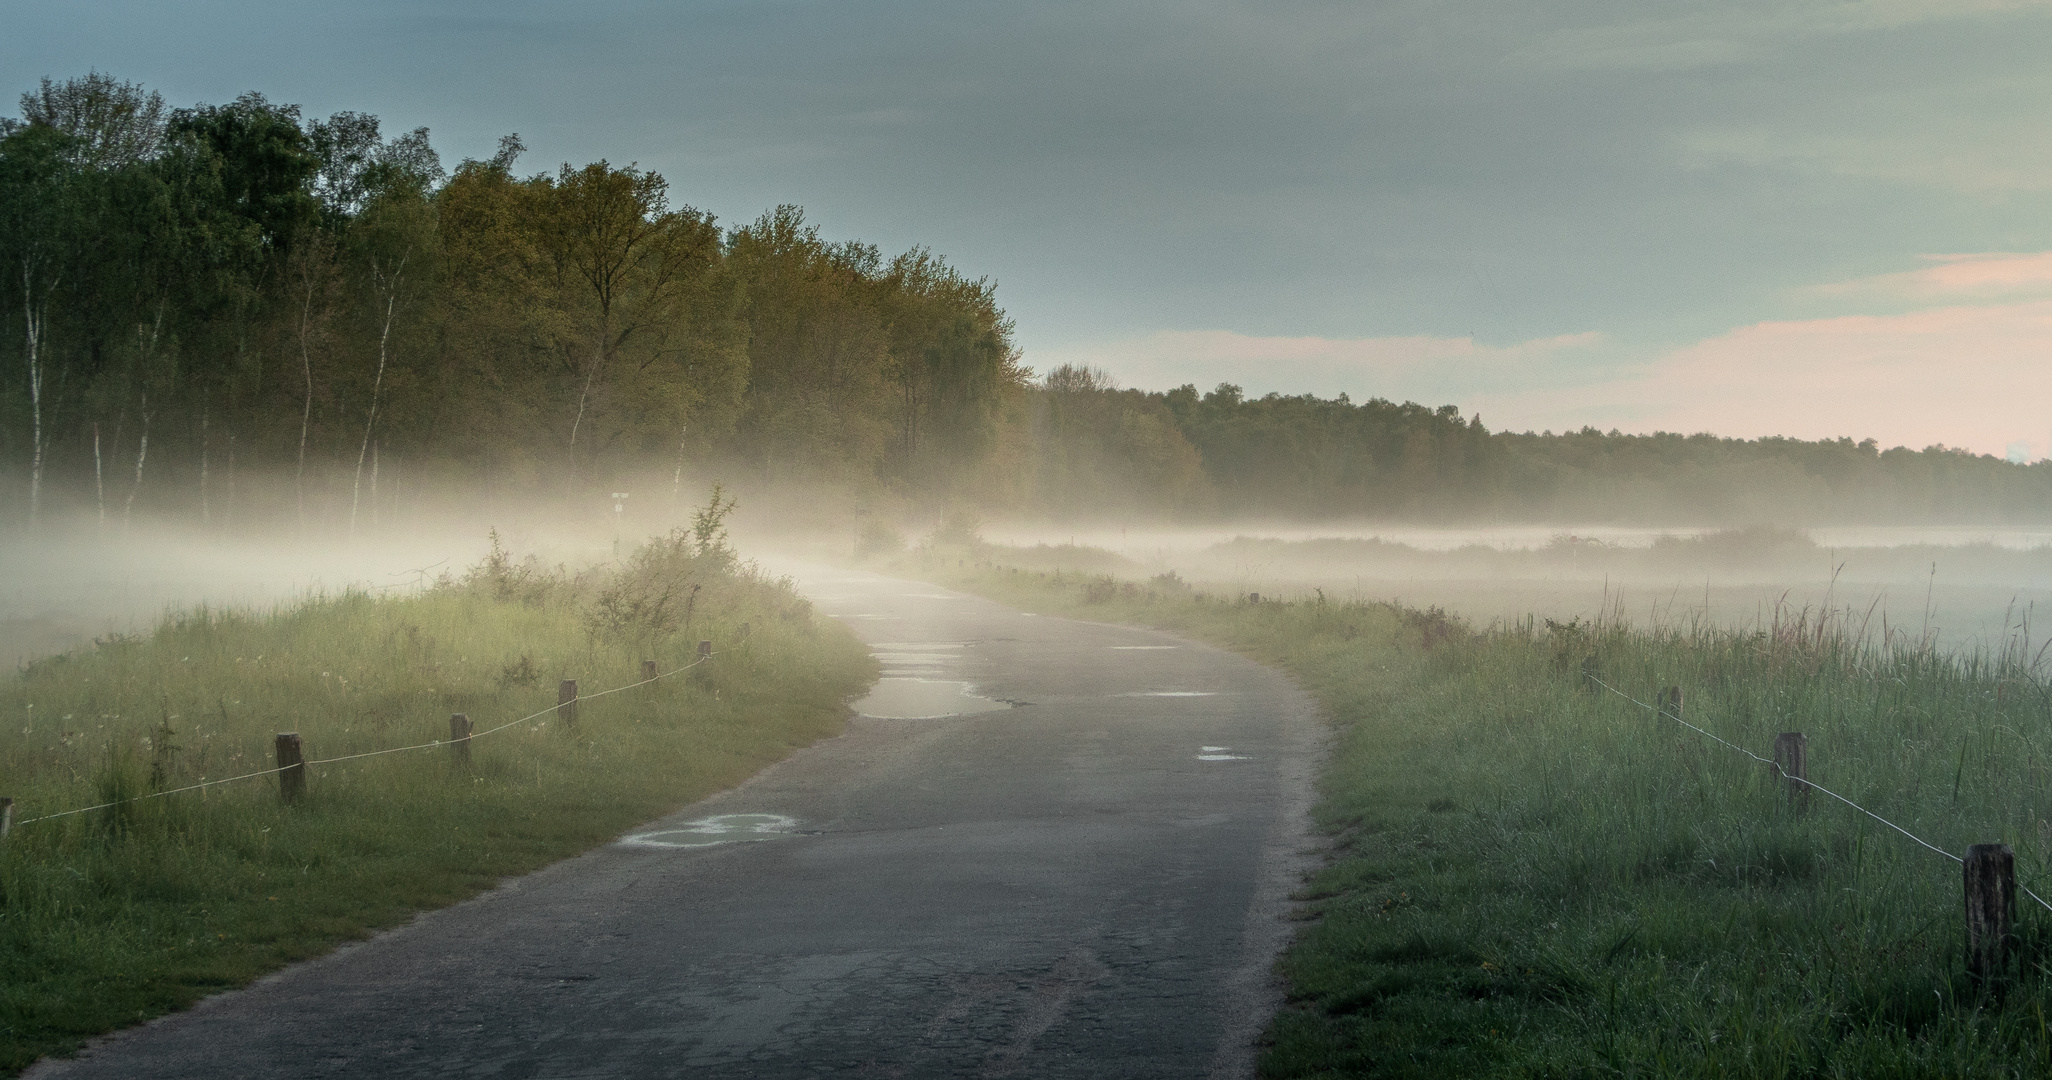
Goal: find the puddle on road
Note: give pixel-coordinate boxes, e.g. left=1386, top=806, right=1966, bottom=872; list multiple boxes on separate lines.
left=618, top=814, right=799, bottom=849
left=1121, top=691, right=1216, bottom=697
left=870, top=641, right=964, bottom=677
left=855, top=678, right=1014, bottom=718
left=1198, top=746, right=1251, bottom=761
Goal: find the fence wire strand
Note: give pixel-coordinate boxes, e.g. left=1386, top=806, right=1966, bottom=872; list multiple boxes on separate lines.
left=11, top=653, right=712, bottom=827
left=1588, top=674, right=2052, bottom=915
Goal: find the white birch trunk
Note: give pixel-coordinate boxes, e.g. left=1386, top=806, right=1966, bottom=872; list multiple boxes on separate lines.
left=123, top=392, right=149, bottom=530
left=297, top=272, right=318, bottom=529
left=22, top=263, right=44, bottom=529
left=93, top=422, right=104, bottom=533
left=199, top=400, right=210, bottom=527
left=350, top=274, right=399, bottom=538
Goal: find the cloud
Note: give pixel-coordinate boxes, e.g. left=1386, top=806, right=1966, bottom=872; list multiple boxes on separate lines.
left=1677, top=126, right=2052, bottom=195
left=1808, top=251, right=2052, bottom=301
left=1038, top=329, right=1607, bottom=406
left=1521, top=0, right=2052, bottom=72
left=1469, top=298, right=2052, bottom=456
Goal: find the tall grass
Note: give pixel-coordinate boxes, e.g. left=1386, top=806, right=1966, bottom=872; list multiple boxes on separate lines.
left=928, top=552, right=2052, bottom=1078
left=0, top=531, right=874, bottom=1074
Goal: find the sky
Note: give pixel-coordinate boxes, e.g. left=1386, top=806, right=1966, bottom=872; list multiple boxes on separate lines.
left=7, top=0, right=2051, bottom=455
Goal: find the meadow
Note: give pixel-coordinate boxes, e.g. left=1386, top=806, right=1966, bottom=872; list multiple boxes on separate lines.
left=0, top=529, right=875, bottom=1073
left=918, top=545, right=2052, bottom=1078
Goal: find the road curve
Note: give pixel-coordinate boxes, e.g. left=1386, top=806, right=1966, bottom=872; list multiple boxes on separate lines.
left=29, top=566, right=1323, bottom=1079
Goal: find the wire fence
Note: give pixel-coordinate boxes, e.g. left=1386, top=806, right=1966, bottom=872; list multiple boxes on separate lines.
left=9, top=653, right=713, bottom=829
left=1588, top=674, right=2052, bottom=915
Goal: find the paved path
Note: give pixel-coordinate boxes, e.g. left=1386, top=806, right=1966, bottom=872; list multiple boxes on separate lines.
left=30, top=566, right=1322, bottom=1079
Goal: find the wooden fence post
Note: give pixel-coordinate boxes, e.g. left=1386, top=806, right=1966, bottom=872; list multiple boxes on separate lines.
left=641, top=660, right=658, bottom=681
left=0, top=796, right=12, bottom=839
left=275, top=733, right=305, bottom=804
left=1579, top=654, right=1599, bottom=693
left=448, top=713, right=472, bottom=766
left=697, top=640, right=712, bottom=660
left=1657, top=686, right=1684, bottom=719
left=1773, top=733, right=1809, bottom=811
left=558, top=680, right=578, bottom=728
left=1965, top=843, right=2016, bottom=983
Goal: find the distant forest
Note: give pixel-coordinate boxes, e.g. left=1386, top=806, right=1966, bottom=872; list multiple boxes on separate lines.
left=4, top=74, right=2046, bottom=529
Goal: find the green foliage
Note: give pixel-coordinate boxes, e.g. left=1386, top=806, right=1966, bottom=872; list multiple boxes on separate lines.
left=0, top=533, right=876, bottom=1072
left=0, top=78, right=1024, bottom=529
left=690, top=482, right=739, bottom=567
left=936, top=553, right=2052, bottom=1077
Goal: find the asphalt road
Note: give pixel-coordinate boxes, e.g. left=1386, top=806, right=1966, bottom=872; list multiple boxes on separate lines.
left=30, top=566, right=1322, bottom=1079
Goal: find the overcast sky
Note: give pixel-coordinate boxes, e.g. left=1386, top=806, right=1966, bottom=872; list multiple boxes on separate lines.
left=9, top=0, right=2052, bottom=454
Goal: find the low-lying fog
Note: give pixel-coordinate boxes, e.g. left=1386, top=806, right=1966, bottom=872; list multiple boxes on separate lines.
left=981, top=521, right=2052, bottom=652
left=0, top=514, right=618, bottom=669
left=11, top=507, right=2052, bottom=670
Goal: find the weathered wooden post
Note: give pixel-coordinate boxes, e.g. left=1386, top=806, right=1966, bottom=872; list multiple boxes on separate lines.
left=1965, top=843, right=2016, bottom=984
left=1579, top=654, right=1599, bottom=693
left=0, top=796, right=13, bottom=839
left=558, top=679, right=579, bottom=728
left=448, top=713, right=472, bottom=766
left=1657, top=686, right=1684, bottom=719
left=641, top=660, right=658, bottom=681
left=697, top=640, right=712, bottom=660
left=1773, top=733, right=1809, bottom=811
left=275, top=733, right=305, bottom=804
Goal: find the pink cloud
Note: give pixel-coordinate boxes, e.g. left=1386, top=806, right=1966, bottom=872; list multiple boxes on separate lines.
left=1810, top=251, right=2052, bottom=300
left=1473, top=298, right=2052, bottom=456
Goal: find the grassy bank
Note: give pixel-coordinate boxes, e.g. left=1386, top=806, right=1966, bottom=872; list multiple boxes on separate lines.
left=1, top=530, right=875, bottom=1073
left=913, top=549, right=2052, bottom=1078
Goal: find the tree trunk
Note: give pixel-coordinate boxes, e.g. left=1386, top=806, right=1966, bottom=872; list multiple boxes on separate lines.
left=567, top=356, right=597, bottom=490
left=123, top=391, right=149, bottom=530
left=199, top=399, right=210, bottom=527
left=22, top=265, right=44, bottom=529
left=92, top=421, right=104, bottom=533
left=673, top=425, right=689, bottom=506
left=297, top=273, right=318, bottom=529
left=349, top=287, right=396, bottom=538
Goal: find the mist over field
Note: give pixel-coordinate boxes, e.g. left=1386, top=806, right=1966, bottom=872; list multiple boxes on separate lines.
left=976, top=520, right=2052, bottom=650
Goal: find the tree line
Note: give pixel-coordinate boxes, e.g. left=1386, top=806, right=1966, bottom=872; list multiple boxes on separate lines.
left=0, top=74, right=1021, bottom=532
left=5, top=73, right=2046, bottom=530
left=1032, top=371, right=2052, bottom=523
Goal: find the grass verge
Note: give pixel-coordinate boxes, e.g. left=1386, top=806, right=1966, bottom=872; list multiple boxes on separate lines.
left=914, top=549, right=2052, bottom=1078
left=1, top=529, right=875, bottom=1074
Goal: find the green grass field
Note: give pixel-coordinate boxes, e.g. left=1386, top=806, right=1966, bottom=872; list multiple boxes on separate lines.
left=0, top=530, right=875, bottom=1074
left=919, top=550, right=2052, bottom=1078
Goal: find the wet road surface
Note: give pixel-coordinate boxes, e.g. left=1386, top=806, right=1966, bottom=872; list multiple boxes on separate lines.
left=29, top=566, right=1322, bottom=1079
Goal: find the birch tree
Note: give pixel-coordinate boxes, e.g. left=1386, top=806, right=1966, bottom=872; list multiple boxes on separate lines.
left=0, top=124, right=83, bottom=526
